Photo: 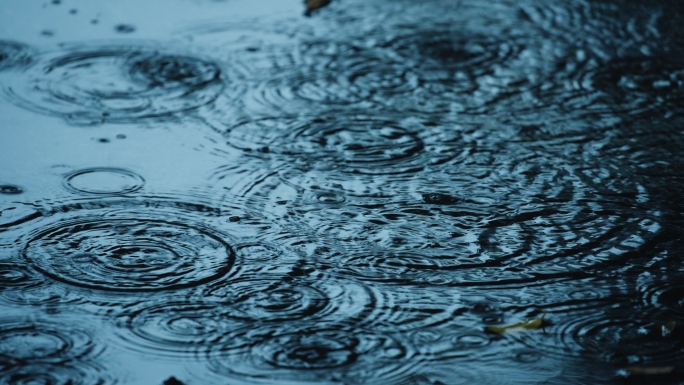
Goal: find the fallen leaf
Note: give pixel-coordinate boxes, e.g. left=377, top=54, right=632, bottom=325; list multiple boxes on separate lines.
left=304, top=0, right=332, bottom=16
left=662, top=321, right=676, bottom=336
left=626, top=366, right=674, bottom=375
left=487, top=312, right=546, bottom=334
left=642, top=321, right=677, bottom=337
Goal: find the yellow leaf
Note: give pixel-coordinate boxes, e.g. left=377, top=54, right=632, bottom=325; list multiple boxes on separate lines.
left=487, top=312, right=546, bottom=334
left=646, top=321, right=677, bottom=337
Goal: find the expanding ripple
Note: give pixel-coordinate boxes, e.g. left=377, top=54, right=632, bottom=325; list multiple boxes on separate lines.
left=224, top=114, right=464, bottom=175
left=1, top=203, right=41, bottom=236
left=0, top=40, right=32, bottom=71
left=201, top=277, right=371, bottom=323
left=0, top=263, right=37, bottom=288
left=2, top=45, right=228, bottom=125
left=63, top=167, right=145, bottom=195
left=24, top=218, right=233, bottom=292
left=505, top=305, right=684, bottom=366
left=510, top=1, right=675, bottom=125
left=0, top=321, right=97, bottom=362
left=350, top=285, right=468, bottom=333
left=243, top=40, right=418, bottom=114
left=647, top=283, right=684, bottom=317
left=115, top=276, right=374, bottom=361
left=207, top=324, right=420, bottom=384
left=0, top=362, right=113, bottom=385
left=115, top=301, right=235, bottom=360
left=524, top=51, right=684, bottom=124
left=639, top=263, right=684, bottom=319
left=0, top=263, right=47, bottom=306
left=0, top=262, right=67, bottom=308
left=592, top=55, right=684, bottom=118
left=207, top=281, right=328, bottom=321
left=302, top=152, right=660, bottom=285
left=0, top=317, right=109, bottom=384
left=11, top=196, right=265, bottom=293
left=370, top=12, right=547, bottom=116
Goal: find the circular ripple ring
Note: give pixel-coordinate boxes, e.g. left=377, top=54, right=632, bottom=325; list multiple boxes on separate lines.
left=23, top=218, right=235, bottom=292
left=63, top=167, right=145, bottom=195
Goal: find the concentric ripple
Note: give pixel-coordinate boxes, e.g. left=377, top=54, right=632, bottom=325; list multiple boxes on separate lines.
left=382, top=26, right=521, bottom=75
left=509, top=307, right=684, bottom=366
left=0, top=40, right=32, bottom=71
left=225, top=115, right=462, bottom=175
left=0, top=319, right=100, bottom=363
left=116, top=301, right=234, bottom=360
left=592, top=56, right=684, bottom=117
left=641, top=281, right=684, bottom=318
left=302, top=152, right=660, bottom=285
left=115, top=276, right=374, bottom=361
left=0, top=263, right=42, bottom=291
left=244, top=40, right=420, bottom=114
left=0, top=362, right=112, bottom=385
left=205, top=280, right=328, bottom=322
left=23, top=217, right=233, bottom=292
left=244, top=27, right=535, bottom=116
left=2, top=46, right=226, bottom=125
left=11, top=196, right=255, bottom=293
left=201, top=277, right=373, bottom=323
left=508, top=1, right=677, bottom=125
left=373, top=22, right=544, bottom=114
left=63, top=167, right=145, bottom=195
left=0, top=318, right=109, bottom=384
left=208, top=324, right=419, bottom=384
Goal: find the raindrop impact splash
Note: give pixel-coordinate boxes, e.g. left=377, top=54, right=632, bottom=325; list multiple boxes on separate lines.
left=23, top=218, right=234, bottom=292
left=0, top=318, right=111, bottom=385
left=0, top=185, right=24, bottom=195
left=224, top=115, right=462, bottom=175
left=18, top=198, right=243, bottom=293
left=0, top=41, right=32, bottom=71
left=208, top=324, right=419, bottom=384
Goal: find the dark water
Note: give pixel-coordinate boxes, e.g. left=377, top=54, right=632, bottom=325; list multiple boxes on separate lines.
left=1, top=0, right=683, bottom=384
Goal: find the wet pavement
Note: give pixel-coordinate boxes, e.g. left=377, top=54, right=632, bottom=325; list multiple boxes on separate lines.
left=1, top=0, right=683, bottom=384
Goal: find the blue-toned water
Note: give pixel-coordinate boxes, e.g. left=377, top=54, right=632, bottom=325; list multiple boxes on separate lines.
left=1, top=0, right=683, bottom=384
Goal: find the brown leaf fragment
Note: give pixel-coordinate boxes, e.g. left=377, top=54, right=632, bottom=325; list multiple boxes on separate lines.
left=626, top=367, right=674, bottom=376
left=304, top=0, right=332, bottom=16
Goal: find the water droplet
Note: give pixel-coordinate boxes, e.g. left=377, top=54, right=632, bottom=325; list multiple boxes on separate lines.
left=114, top=24, right=136, bottom=34
left=0, top=185, right=24, bottom=194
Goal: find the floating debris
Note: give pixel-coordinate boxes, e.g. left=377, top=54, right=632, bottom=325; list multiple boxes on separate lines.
left=304, top=0, right=331, bottom=17
left=487, top=312, right=546, bottom=334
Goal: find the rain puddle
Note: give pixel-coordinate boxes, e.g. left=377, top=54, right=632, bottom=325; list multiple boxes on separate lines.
left=1, top=0, right=683, bottom=384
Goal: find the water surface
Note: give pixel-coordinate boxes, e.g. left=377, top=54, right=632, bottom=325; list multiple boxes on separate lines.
left=1, top=0, right=683, bottom=384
